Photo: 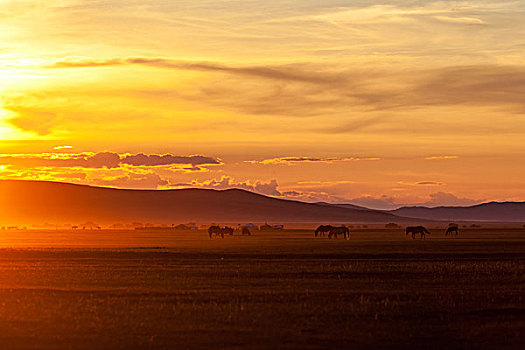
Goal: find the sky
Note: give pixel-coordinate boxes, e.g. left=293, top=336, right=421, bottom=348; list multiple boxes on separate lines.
left=0, top=0, right=524, bottom=209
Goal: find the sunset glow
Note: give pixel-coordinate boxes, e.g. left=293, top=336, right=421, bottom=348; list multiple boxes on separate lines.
left=1, top=3, right=525, bottom=350
left=1, top=1, right=525, bottom=208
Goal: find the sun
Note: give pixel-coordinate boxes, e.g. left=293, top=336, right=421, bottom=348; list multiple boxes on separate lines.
left=0, top=66, right=26, bottom=89
left=0, top=62, right=47, bottom=90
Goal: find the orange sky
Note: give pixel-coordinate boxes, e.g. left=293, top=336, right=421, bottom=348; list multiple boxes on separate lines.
left=1, top=0, right=525, bottom=208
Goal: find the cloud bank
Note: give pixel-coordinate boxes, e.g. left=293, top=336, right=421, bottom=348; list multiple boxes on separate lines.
left=0, top=152, right=220, bottom=169
left=246, top=156, right=380, bottom=165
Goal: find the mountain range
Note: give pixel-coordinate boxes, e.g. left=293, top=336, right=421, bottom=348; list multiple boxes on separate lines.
left=1, top=180, right=524, bottom=226
left=0, top=180, right=405, bottom=225
left=389, top=203, right=525, bottom=222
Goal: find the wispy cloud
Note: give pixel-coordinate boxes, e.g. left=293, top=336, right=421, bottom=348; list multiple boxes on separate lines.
left=296, top=180, right=355, bottom=185
left=8, top=58, right=525, bottom=140
left=397, top=180, right=444, bottom=186
left=46, top=57, right=347, bottom=85
left=433, top=16, right=484, bottom=25
left=121, top=153, right=221, bottom=167
left=246, top=156, right=380, bottom=165
left=45, top=58, right=525, bottom=112
left=425, top=155, right=459, bottom=160
left=0, top=152, right=220, bottom=168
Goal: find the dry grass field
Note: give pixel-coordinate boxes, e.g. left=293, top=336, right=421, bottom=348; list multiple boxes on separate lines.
left=0, top=228, right=523, bottom=349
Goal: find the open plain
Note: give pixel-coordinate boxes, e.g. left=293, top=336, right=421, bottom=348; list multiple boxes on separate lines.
left=0, top=228, right=523, bottom=349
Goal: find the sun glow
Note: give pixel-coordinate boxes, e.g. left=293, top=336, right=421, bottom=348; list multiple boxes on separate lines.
left=0, top=107, right=40, bottom=140
left=0, top=1, right=523, bottom=204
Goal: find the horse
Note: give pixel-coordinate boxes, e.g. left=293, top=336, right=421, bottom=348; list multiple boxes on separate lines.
left=315, top=225, right=332, bottom=237
left=329, top=226, right=350, bottom=240
left=222, top=226, right=234, bottom=236
left=445, top=226, right=459, bottom=236
left=241, top=227, right=252, bottom=236
left=406, top=226, right=431, bottom=240
left=208, top=225, right=224, bottom=238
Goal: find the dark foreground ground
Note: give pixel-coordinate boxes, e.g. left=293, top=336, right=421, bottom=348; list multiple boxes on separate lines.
left=0, top=229, right=523, bottom=349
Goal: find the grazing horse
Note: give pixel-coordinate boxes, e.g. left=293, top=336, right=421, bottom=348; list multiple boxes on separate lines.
left=329, top=226, right=350, bottom=240
left=208, top=226, right=234, bottom=238
left=445, top=226, right=459, bottom=236
left=406, top=226, right=431, bottom=240
left=242, top=227, right=252, bottom=236
left=208, top=225, right=224, bottom=238
left=315, top=225, right=332, bottom=237
left=222, top=226, right=234, bottom=236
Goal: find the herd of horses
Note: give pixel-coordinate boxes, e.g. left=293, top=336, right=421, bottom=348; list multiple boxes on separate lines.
left=208, top=224, right=460, bottom=239
left=208, top=225, right=252, bottom=238
left=314, top=225, right=351, bottom=240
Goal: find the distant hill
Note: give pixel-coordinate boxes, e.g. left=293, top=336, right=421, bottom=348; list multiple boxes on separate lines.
left=390, top=202, right=525, bottom=222
left=315, top=202, right=370, bottom=210
left=0, top=180, right=411, bottom=225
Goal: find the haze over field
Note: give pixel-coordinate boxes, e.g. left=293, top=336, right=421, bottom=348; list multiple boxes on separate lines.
left=1, top=1, right=525, bottom=207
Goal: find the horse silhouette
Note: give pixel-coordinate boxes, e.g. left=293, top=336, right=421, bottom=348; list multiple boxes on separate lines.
left=445, top=226, right=459, bottom=236
left=208, top=226, right=234, bottom=239
left=208, top=225, right=223, bottom=238
left=222, top=226, right=234, bottom=236
left=315, top=225, right=332, bottom=237
left=328, top=226, right=350, bottom=240
left=315, top=225, right=350, bottom=240
left=406, top=226, right=431, bottom=240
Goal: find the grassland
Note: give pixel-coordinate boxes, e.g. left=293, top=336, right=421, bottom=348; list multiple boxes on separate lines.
left=0, top=229, right=523, bottom=349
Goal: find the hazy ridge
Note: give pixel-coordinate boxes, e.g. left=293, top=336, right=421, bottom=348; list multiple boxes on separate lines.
left=0, top=180, right=406, bottom=225
left=2, top=180, right=523, bottom=225
left=390, top=202, right=525, bottom=222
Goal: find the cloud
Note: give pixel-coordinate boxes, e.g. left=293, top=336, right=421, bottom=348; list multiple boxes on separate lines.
left=12, top=57, right=525, bottom=138
left=416, top=181, right=443, bottom=186
left=321, top=116, right=386, bottom=134
left=47, top=57, right=347, bottom=85
left=164, top=62, right=525, bottom=118
left=281, top=190, right=301, bottom=196
left=46, top=57, right=525, bottom=108
left=55, top=172, right=87, bottom=180
left=246, top=156, right=380, bottom=165
left=296, top=180, right=355, bottom=185
left=348, top=195, right=398, bottom=210
left=121, top=153, right=220, bottom=166
left=54, top=145, right=73, bottom=150
left=5, top=105, right=58, bottom=135
left=291, top=181, right=356, bottom=196
left=254, top=179, right=281, bottom=196
left=0, top=152, right=220, bottom=169
left=347, top=191, right=481, bottom=210
left=433, top=16, right=484, bottom=25
left=397, top=181, right=444, bottom=186
left=91, top=172, right=169, bottom=190
left=300, top=4, right=489, bottom=26
left=0, top=152, right=121, bottom=168
left=281, top=191, right=352, bottom=203
left=425, top=155, right=459, bottom=160
left=172, top=176, right=282, bottom=196
left=423, top=192, right=480, bottom=207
